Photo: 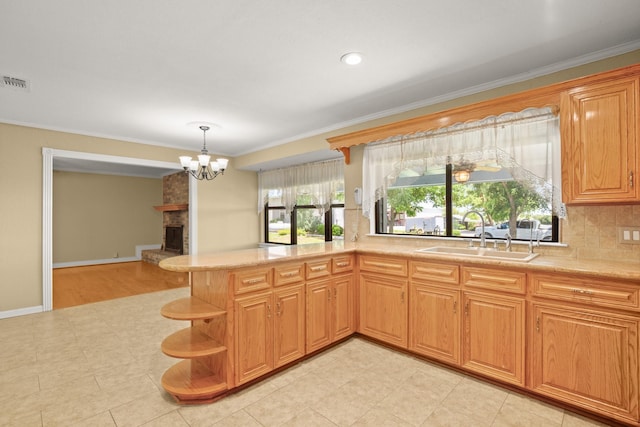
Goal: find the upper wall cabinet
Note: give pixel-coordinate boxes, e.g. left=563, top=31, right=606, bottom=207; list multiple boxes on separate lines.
left=561, top=76, right=639, bottom=204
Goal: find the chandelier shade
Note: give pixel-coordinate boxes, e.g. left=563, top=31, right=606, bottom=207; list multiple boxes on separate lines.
left=179, top=125, right=228, bottom=181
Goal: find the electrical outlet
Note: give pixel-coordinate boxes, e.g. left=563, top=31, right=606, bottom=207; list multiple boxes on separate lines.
left=617, top=227, right=640, bottom=244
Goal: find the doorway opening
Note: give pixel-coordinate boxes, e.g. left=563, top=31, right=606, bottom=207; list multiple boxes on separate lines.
left=43, top=148, right=198, bottom=311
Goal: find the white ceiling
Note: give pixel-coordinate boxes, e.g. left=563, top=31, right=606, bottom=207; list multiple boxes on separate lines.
left=2, top=0, right=640, bottom=172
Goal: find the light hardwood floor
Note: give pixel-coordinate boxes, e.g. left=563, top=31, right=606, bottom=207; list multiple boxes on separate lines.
left=53, top=261, right=189, bottom=309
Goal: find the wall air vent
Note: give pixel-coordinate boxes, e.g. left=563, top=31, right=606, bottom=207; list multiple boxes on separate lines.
left=1, top=74, right=30, bottom=92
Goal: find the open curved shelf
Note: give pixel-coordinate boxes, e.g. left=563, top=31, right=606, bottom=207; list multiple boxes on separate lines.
left=161, top=297, right=225, bottom=320
left=162, top=327, right=226, bottom=358
left=162, top=358, right=227, bottom=402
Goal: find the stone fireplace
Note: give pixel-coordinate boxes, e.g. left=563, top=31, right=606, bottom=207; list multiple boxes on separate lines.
left=142, top=172, right=189, bottom=264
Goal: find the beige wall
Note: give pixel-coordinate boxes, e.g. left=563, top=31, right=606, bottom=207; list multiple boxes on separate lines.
left=53, top=171, right=163, bottom=263
left=0, top=124, right=258, bottom=313
left=196, top=162, right=259, bottom=254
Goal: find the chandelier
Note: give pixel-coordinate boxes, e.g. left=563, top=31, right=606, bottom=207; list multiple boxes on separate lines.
left=179, top=125, right=229, bottom=181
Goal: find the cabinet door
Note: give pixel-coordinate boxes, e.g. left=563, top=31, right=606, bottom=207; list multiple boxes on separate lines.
left=462, top=292, right=524, bottom=386
left=306, top=279, right=332, bottom=353
left=273, top=284, right=306, bottom=368
left=410, top=283, right=460, bottom=365
left=333, top=274, right=355, bottom=342
left=531, top=303, right=639, bottom=422
left=562, top=77, right=638, bottom=203
left=360, top=273, right=408, bottom=347
left=235, top=292, right=273, bottom=385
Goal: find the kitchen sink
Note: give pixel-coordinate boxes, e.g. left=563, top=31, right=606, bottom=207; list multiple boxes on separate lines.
left=416, top=246, right=539, bottom=262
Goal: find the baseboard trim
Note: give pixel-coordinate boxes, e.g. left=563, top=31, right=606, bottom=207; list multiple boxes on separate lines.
left=0, top=305, right=43, bottom=319
left=53, top=257, right=139, bottom=269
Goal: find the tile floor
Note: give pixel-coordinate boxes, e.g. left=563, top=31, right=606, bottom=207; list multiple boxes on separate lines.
left=0, top=288, right=611, bottom=426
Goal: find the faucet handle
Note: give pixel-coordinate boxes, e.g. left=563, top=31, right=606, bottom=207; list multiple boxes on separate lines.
left=467, top=238, right=474, bottom=248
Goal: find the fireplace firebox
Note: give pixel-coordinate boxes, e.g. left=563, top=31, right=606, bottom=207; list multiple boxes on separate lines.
left=164, top=225, right=184, bottom=254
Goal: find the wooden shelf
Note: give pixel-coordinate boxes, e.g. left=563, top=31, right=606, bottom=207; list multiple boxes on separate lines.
left=161, top=297, right=226, bottom=320
left=162, top=327, right=226, bottom=358
left=161, top=358, right=227, bottom=402
left=154, top=203, right=188, bottom=212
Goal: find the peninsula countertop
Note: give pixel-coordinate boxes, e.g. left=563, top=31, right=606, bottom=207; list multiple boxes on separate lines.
left=159, top=241, right=640, bottom=282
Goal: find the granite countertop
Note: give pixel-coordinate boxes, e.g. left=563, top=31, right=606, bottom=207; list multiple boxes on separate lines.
left=159, top=241, right=640, bottom=282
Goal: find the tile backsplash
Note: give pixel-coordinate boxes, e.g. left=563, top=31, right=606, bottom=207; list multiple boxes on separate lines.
left=562, top=205, right=640, bottom=263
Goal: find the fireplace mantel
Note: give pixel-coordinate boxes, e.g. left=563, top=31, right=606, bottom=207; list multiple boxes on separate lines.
left=153, top=204, right=188, bottom=212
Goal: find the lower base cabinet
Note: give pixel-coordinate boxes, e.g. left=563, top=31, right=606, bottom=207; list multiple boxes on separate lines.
left=234, top=283, right=305, bottom=385
left=359, top=273, right=408, bottom=348
left=306, top=274, right=355, bottom=353
left=234, top=291, right=272, bottom=385
left=462, top=291, right=525, bottom=387
left=531, top=302, right=639, bottom=423
left=409, top=283, right=460, bottom=365
left=163, top=251, right=640, bottom=426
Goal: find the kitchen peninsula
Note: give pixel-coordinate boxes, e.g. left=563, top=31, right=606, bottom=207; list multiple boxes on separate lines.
left=159, top=241, right=640, bottom=426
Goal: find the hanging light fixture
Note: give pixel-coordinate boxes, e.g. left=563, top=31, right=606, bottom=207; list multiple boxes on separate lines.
left=452, top=158, right=475, bottom=183
left=179, top=125, right=229, bottom=181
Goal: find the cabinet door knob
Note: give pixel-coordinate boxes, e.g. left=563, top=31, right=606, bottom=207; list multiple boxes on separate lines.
left=536, top=316, right=540, bottom=332
left=267, top=304, right=271, bottom=318
left=453, top=300, right=457, bottom=314
left=631, top=171, right=634, bottom=188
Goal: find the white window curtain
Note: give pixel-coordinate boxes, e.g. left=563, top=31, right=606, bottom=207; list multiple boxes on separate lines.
left=362, top=107, right=561, bottom=218
left=258, top=159, right=344, bottom=214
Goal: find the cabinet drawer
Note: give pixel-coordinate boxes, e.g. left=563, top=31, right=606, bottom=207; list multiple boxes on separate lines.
left=531, top=273, right=640, bottom=311
left=232, top=267, right=272, bottom=295
left=410, top=261, right=459, bottom=285
left=462, top=266, right=526, bottom=294
left=274, top=262, right=305, bottom=287
left=306, top=258, right=331, bottom=280
left=332, top=255, right=354, bottom=274
left=359, top=255, right=408, bottom=277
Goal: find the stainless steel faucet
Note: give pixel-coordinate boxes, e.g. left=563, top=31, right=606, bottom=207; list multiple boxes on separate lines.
left=505, top=231, right=512, bottom=252
left=462, top=210, right=486, bottom=248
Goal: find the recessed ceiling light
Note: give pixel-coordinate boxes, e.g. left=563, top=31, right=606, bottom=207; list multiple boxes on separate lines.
left=340, top=52, right=363, bottom=66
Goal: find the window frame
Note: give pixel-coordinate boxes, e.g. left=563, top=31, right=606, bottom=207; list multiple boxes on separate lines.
left=374, top=165, right=559, bottom=242
left=264, top=202, right=345, bottom=245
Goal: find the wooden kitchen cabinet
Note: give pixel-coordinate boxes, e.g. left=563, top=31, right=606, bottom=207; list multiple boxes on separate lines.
left=306, top=279, right=332, bottom=352
left=462, top=291, right=525, bottom=386
left=306, top=256, right=355, bottom=353
left=409, top=261, right=460, bottom=365
left=461, top=266, right=526, bottom=387
left=332, top=273, right=355, bottom=341
left=273, top=284, right=306, bottom=368
left=561, top=76, right=639, bottom=204
left=529, top=271, right=640, bottom=424
left=531, top=302, right=639, bottom=423
left=234, top=291, right=273, bottom=385
left=410, top=283, right=460, bottom=365
left=359, top=272, right=408, bottom=347
left=235, top=282, right=306, bottom=385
